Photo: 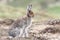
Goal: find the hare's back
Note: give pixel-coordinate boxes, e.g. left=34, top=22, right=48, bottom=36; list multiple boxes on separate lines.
left=10, top=16, right=31, bottom=29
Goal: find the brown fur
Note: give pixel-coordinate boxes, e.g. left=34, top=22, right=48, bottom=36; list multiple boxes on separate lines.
left=8, top=4, right=34, bottom=37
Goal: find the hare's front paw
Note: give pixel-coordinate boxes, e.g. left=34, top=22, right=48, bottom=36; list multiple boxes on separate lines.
left=22, top=33, right=26, bottom=37
left=25, top=29, right=29, bottom=37
left=19, top=29, right=24, bottom=37
left=25, top=33, right=29, bottom=37
left=21, top=29, right=29, bottom=38
left=22, top=32, right=29, bottom=38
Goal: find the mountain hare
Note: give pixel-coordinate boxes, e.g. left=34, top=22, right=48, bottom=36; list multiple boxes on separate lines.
left=8, top=4, right=34, bottom=38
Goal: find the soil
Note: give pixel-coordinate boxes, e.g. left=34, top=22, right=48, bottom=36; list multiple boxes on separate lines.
left=0, top=19, right=60, bottom=40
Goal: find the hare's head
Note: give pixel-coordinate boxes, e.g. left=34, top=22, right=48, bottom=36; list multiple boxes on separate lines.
left=27, top=4, right=34, bottom=17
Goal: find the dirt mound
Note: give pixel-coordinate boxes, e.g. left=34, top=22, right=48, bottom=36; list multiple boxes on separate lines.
left=45, top=19, right=60, bottom=25
left=0, top=18, right=14, bottom=25
left=0, top=19, right=60, bottom=40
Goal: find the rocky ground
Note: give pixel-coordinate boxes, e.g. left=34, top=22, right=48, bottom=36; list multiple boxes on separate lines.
left=0, top=18, right=60, bottom=40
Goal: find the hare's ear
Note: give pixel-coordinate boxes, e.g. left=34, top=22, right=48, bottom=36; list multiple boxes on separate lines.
left=27, top=4, right=32, bottom=11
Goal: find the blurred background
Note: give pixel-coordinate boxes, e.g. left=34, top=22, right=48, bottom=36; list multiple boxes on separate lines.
left=0, top=0, right=60, bottom=40
left=0, top=0, right=60, bottom=21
